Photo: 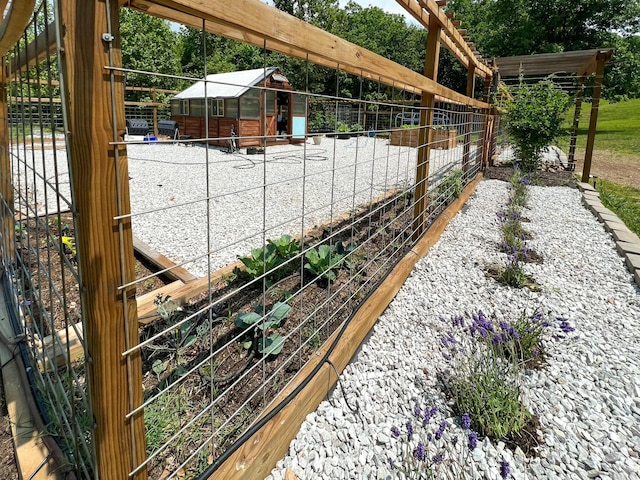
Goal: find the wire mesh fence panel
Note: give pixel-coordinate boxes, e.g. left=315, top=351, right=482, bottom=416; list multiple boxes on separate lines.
left=0, top=3, right=497, bottom=479
left=1, top=1, right=97, bottom=477
left=108, top=31, right=493, bottom=478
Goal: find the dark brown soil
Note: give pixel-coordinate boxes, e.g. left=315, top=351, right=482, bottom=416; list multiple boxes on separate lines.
left=16, top=212, right=170, bottom=335
left=485, top=165, right=576, bottom=187
left=0, top=368, right=19, bottom=480
left=139, top=193, right=418, bottom=477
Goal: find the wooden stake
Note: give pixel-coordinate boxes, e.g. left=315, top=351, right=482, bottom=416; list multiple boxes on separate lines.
left=413, top=14, right=441, bottom=239
left=581, top=54, right=606, bottom=183
left=60, top=1, right=147, bottom=478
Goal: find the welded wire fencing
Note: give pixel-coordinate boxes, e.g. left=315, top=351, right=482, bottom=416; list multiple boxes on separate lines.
left=0, top=2, right=496, bottom=479
left=0, top=1, right=96, bottom=478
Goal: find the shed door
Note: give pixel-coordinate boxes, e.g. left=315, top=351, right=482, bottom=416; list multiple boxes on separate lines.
left=264, top=90, right=277, bottom=140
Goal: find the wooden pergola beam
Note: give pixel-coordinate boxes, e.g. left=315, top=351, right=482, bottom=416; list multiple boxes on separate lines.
left=394, top=0, right=467, bottom=69
left=567, top=76, right=585, bottom=170
left=0, top=0, right=37, bottom=57
left=411, top=0, right=492, bottom=77
left=129, top=0, right=490, bottom=107
left=412, top=13, right=441, bottom=239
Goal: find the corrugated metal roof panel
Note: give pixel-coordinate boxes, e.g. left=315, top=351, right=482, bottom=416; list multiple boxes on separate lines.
left=174, top=67, right=278, bottom=99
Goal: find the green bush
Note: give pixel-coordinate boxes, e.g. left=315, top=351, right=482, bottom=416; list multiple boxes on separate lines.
left=505, top=78, right=570, bottom=172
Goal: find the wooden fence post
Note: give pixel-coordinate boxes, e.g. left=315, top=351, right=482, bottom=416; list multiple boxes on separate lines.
left=581, top=53, right=607, bottom=183
left=60, top=1, right=147, bottom=479
left=567, top=77, right=585, bottom=172
left=0, top=61, right=14, bottom=263
left=412, top=14, right=441, bottom=239
left=461, top=64, right=475, bottom=176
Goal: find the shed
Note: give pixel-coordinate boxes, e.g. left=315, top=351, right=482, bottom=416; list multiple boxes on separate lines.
left=170, top=67, right=307, bottom=147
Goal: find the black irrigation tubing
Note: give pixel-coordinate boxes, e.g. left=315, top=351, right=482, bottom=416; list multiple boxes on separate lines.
left=196, top=245, right=401, bottom=480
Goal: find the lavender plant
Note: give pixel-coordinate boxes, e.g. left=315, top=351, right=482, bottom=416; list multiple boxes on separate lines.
left=388, top=408, right=512, bottom=479
left=439, top=331, right=531, bottom=440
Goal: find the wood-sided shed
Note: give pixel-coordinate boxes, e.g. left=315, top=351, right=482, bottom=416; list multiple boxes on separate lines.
left=170, top=67, right=307, bottom=147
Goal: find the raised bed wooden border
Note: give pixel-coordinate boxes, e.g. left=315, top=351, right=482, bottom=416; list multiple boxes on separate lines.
left=210, top=172, right=484, bottom=479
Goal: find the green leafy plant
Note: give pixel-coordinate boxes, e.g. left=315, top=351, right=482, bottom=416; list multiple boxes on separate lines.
left=267, top=234, right=300, bottom=260
left=505, top=77, right=570, bottom=172
left=304, top=244, right=345, bottom=282
left=237, top=243, right=281, bottom=279
left=432, top=169, right=465, bottom=207
left=350, top=123, right=363, bottom=134
left=336, top=121, right=351, bottom=133
left=235, top=301, right=291, bottom=356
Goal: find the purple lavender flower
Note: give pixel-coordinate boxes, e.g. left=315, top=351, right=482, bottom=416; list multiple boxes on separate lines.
left=558, top=318, right=575, bottom=333
left=461, top=413, right=471, bottom=430
left=414, top=403, right=421, bottom=418
left=435, top=420, right=447, bottom=440
left=391, top=426, right=400, bottom=438
left=406, top=421, right=414, bottom=437
left=414, top=441, right=426, bottom=461
left=492, top=333, right=503, bottom=345
left=453, top=315, right=464, bottom=327
left=432, top=451, right=444, bottom=465
left=468, top=431, right=478, bottom=450
left=500, top=459, right=511, bottom=478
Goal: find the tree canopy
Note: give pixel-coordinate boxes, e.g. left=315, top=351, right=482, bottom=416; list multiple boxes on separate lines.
left=118, top=0, right=640, bottom=101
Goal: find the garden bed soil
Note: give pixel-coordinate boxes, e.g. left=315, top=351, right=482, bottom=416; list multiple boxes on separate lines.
left=16, top=212, right=171, bottom=335
left=485, top=166, right=575, bottom=187
left=138, top=193, right=420, bottom=477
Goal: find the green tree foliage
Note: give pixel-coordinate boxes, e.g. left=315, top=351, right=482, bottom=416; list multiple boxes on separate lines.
left=120, top=9, right=183, bottom=100
left=447, top=0, right=640, bottom=99
left=505, top=79, right=570, bottom=172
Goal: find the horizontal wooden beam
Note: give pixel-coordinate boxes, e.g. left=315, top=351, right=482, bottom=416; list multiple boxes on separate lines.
left=394, top=0, right=467, bottom=69
left=133, top=236, right=199, bottom=283
left=413, top=0, right=492, bottom=77
left=129, top=0, right=490, bottom=107
left=0, top=0, right=37, bottom=57
left=6, top=21, right=56, bottom=76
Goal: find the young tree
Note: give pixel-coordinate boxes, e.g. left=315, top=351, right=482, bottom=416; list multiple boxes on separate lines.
left=505, top=79, right=570, bottom=172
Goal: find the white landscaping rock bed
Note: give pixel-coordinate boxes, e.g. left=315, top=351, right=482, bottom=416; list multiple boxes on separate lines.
left=266, top=179, right=640, bottom=480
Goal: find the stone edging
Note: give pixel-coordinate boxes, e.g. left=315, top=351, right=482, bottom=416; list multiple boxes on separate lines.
left=578, top=182, right=640, bottom=288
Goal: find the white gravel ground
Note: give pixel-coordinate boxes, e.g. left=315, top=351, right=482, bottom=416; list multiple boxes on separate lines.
left=15, top=137, right=471, bottom=276
left=266, top=179, right=640, bottom=480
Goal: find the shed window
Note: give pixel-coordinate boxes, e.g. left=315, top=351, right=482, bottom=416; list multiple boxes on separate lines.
left=265, top=91, right=275, bottom=115
left=240, top=88, right=260, bottom=119
left=207, top=99, right=224, bottom=117
left=224, top=98, right=238, bottom=118
left=190, top=99, right=205, bottom=117
left=170, top=100, right=181, bottom=116
left=179, top=100, right=189, bottom=115
left=292, top=93, right=307, bottom=116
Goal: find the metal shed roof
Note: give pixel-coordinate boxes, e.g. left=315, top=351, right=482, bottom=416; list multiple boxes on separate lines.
left=173, top=67, right=283, bottom=100
left=494, top=49, right=613, bottom=77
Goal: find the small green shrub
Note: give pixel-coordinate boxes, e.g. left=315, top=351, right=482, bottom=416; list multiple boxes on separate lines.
left=433, top=169, right=465, bottom=206
left=505, top=78, right=570, bottom=172
left=267, top=234, right=300, bottom=260
left=238, top=244, right=281, bottom=279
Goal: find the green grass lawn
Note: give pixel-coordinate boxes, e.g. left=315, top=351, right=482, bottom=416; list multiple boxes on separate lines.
left=558, top=98, right=640, bottom=155
left=596, top=179, right=640, bottom=237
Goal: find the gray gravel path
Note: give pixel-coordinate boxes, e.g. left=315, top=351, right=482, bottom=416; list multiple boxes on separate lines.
left=267, top=179, right=640, bottom=480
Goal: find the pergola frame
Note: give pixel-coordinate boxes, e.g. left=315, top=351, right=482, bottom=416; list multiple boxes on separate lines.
left=494, top=49, right=614, bottom=181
